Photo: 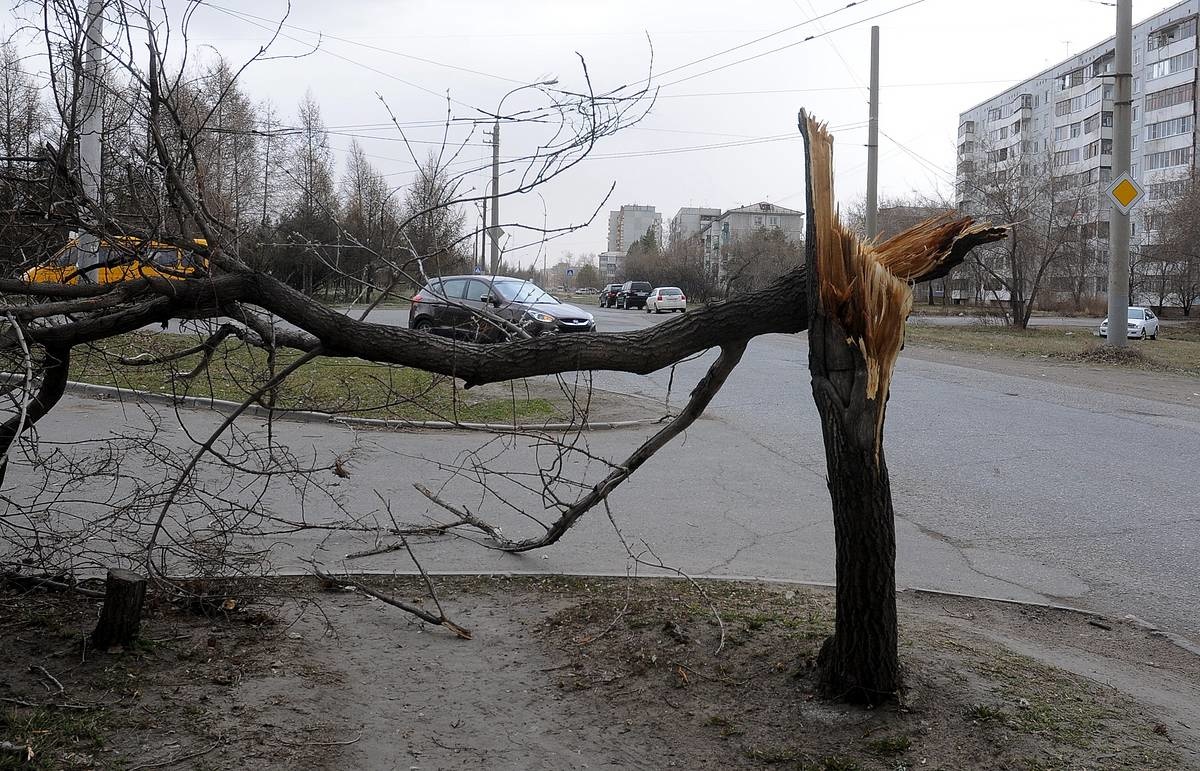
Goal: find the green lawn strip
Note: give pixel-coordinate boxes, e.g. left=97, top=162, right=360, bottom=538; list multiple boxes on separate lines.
left=68, top=332, right=554, bottom=423
left=905, top=323, right=1200, bottom=376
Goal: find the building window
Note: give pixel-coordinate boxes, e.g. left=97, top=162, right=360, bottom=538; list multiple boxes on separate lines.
left=1144, top=147, right=1191, bottom=170
left=1148, top=50, right=1195, bottom=80
left=1147, top=18, right=1197, bottom=51
left=1070, top=122, right=1082, bottom=138
left=987, top=107, right=1003, bottom=121
left=1145, top=83, right=1194, bottom=111
left=1053, top=148, right=1080, bottom=166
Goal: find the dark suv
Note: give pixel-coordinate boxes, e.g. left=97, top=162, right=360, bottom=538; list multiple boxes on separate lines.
left=409, top=275, right=596, bottom=339
left=598, top=283, right=621, bottom=308
left=615, top=280, right=652, bottom=309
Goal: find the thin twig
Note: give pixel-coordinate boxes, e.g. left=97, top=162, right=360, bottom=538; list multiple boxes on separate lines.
left=275, top=731, right=363, bottom=748
left=30, top=665, right=64, bottom=695
left=312, top=568, right=471, bottom=640
left=127, top=738, right=224, bottom=771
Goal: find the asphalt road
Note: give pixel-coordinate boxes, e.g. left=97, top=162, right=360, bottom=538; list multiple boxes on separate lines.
left=43, top=299, right=1200, bottom=642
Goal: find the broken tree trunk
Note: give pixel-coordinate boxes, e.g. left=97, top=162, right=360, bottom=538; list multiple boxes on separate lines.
left=91, top=568, right=147, bottom=650
left=798, top=110, right=1006, bottom=704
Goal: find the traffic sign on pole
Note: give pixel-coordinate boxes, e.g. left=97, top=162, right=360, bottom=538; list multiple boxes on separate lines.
left=1105, top=172, right=1144, bottom=216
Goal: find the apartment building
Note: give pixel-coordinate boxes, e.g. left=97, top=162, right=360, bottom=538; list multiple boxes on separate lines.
left=698, top=202, right=805, bottom=281
left=669, top=207, right=722, bottom=246
left=598, top=250, right=625, bottom=281
left=606, top=205, right=663, bottom=254
left=955, top=1, right=1198, bottom=307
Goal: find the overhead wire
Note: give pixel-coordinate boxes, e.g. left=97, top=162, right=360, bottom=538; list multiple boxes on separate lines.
left=653, top=0, right=873, bottom=80
left=658, top=0, right=931, bottom=89
left=202, top=2, right=526, bottom=85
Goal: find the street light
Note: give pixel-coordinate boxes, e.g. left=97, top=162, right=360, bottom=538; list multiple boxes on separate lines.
left=489, top=79, right=559, bottom=274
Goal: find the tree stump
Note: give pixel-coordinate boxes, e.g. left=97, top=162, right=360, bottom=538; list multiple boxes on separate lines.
left=91, top=569, right=147, bottom=649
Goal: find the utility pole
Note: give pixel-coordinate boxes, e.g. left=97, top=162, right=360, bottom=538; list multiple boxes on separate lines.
left=76, top=0, right=104, bottom=280
left=864, top=26, right=880, bottom=240
left=1106, top=0, right=1132, bottom=348
left=489, top=121, right=501, bottom=274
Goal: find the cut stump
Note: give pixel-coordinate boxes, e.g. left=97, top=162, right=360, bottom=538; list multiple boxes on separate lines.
left=91, top=568, right=147, bottom=649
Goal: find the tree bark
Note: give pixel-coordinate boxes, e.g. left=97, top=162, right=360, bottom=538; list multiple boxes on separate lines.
left=799, top=111, right=1005, bottom=704
left=91, top=568, right=147, bottom=650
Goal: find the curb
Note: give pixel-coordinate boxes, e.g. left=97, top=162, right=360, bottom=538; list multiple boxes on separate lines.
left=262, top=568, right=1200, bottom=659
left=61, top=380, right=671, bottom=432
left=1122, top=613, right=1200, bottom=658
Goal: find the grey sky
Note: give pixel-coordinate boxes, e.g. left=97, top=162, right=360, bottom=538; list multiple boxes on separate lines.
left=4, top=0, right=1173, bottom=267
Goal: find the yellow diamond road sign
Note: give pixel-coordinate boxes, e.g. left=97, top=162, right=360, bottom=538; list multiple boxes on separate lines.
left=1106, top=172, right=1145, bottom=215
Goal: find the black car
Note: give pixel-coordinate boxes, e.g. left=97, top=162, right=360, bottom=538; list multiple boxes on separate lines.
left=598, top=283, right=621, bottom=308
left=409, top=275, right=596, bottom=339
left=615, top=280, right=652, bottom=309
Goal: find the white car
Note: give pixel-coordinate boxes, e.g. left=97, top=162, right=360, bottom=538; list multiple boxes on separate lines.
left=645, top=286, right=687, bottom=313
left=1097, top=306, right=1160, bottom=340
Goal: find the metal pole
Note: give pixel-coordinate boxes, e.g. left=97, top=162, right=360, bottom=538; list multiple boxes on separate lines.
left=76, top=0, right=104, bottom=280
left=490, top=119, right=500, bottom=274
left=865, top=25, right=880, bottom=240
left=1106, top=0, right=1132, bottom=348
left=480, top=196, right=487, bottom=272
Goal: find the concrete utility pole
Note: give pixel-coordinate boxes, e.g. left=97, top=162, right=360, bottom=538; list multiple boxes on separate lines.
left=76, top=0, right=105, bottom=280
left=865, top=25, right=880, bottom=241
left=489, top=122, right=501, bottom=274
left=1106, top=0, right=1132, bottom=348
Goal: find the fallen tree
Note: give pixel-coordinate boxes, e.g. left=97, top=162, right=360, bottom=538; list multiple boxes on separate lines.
left=0, top=1, right=1004, bottom=705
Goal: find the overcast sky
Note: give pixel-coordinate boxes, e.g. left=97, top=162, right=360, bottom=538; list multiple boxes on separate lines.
left=3, top=0, right=1180, bottom=268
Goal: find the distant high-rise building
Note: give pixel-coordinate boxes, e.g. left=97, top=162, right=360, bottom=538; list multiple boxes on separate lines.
left=607, top=205, right=663, bottom=253
left=956, top=0, right=1199, bottom=307
left=669, top=207, right=722, bottom=246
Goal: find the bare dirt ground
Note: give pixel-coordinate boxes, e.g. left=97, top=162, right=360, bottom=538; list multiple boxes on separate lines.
left=2, top=575, right=1197, bottom=770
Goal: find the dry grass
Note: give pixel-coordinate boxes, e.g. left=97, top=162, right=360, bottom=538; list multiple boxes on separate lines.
left=904, top=323, right=1200, bottom=376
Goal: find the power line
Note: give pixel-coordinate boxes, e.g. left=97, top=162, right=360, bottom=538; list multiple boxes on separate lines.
left=653, top=79, right=1025, bottom=99
left=654, top=0, right=872, bottom=80
left=201, top=3, right=496, bottom=116
left=203, top=2, right=525, bottom=86
left=659, top=0, right=932, bottom=89
left=794, top=0, right=869, bottom=101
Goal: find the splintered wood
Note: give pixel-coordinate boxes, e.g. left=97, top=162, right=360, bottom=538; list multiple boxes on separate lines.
left=802, top=114, right=1007, bottom=446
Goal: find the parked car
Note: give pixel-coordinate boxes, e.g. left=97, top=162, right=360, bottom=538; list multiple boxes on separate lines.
left=574, top=287, right=598, bottom=295
left=598, top=283, right=622, bottom=308
left=409, top=275, right=596, bottom=339
left=615, top=280, right=653, bottom=309
left=645, top=286, right=686, bottom=313
left=1097, top=306, right=1160, bottom=340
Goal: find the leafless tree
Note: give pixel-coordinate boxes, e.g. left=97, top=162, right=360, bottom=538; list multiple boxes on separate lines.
left=956, top=143, right=1090, bottom=326
left=0, top=1, right=1006, bottom=706
left=1149, top=169, right=1200, bottom=316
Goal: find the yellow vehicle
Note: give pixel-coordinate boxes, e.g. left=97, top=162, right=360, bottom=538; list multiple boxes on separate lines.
left=23, top=235, right=209, bottom=285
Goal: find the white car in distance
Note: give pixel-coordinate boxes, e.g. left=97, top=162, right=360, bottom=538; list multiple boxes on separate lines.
left=1097, top=306, right=1161, bottom=340
left=645, top=286, right=687, bottom=313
